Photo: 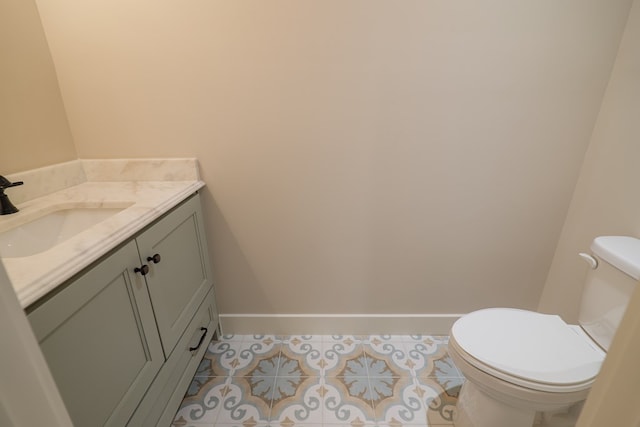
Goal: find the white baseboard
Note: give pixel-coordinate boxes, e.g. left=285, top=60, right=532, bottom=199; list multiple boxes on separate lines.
left=218, top=313, right=464, bottom=336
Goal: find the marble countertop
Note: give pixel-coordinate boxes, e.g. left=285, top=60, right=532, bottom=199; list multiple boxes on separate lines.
left=0, top=159, right=205, bottom=308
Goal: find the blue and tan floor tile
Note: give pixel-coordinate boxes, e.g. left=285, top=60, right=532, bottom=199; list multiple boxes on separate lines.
left=172, top=335, right=463, bottom=426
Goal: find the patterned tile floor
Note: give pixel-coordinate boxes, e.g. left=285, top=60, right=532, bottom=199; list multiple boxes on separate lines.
left=172, top=335, right=464, bottom=426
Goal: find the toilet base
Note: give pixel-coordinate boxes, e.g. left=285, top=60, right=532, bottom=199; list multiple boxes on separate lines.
left=454, top=381, right=536, bottom=427
left=537, top=403, right=583, bottom=427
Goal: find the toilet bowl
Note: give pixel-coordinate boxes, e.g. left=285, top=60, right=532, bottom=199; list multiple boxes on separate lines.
left=448, top=308, right=605, bottom=427
left=447, top=236, right=640, bottom=427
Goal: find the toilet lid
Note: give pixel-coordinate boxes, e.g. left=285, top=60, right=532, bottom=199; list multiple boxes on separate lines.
left=451, top=308, right=605, bottom=385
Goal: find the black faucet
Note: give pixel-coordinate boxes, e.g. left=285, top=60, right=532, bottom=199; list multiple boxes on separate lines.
left=0, top=176, right=24, bottom=215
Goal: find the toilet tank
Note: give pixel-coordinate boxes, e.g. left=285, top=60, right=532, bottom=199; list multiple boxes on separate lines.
left=579, top=236, right=640, bottom=351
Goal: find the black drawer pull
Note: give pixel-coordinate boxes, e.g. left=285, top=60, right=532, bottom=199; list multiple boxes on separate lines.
left=189, top=327, right=208, bottom=352
left=147, top=253, right=161, bottom=264
left=134, top=265, right=149, bottom=276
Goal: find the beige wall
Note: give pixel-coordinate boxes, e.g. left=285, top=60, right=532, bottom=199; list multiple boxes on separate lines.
left=34, top=0, right=631, bottom=316
left=0, top=0, right=76, bottom=174
left=539, top=0, right=640, bottom=323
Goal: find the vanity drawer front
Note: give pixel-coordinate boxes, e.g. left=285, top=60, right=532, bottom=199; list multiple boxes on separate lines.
left=127, top=286, right=218, bottom=427
left=28, top=240, right=164, bottom=427
left=137, top=193, right=213, bottom=356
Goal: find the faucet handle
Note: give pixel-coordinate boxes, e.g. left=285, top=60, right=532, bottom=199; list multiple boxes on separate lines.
left=0, top=176, right=24, bottom=190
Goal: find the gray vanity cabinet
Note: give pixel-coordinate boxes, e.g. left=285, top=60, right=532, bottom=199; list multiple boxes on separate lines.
left=27, top=192, right=218, bottom=427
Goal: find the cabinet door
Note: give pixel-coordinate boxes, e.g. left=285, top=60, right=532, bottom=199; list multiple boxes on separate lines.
left=136, top=193, right=213, bottom=356
left=28, top=241, right=164, bottom=427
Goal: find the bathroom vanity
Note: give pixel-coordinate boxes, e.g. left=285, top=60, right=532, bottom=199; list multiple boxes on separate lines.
left=1, top=159, right=219, bottom=426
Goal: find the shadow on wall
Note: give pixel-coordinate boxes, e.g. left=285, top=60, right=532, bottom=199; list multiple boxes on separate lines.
left=199, top=189, right=271, bottom=318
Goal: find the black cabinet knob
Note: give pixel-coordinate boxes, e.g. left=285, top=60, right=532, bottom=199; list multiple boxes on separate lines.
left=147, top=253, right=161, bottom=264
left=134, top=265, right=150, bottom=276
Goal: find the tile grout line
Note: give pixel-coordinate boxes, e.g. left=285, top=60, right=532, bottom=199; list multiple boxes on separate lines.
left=268, top=343, right=284, bottom=423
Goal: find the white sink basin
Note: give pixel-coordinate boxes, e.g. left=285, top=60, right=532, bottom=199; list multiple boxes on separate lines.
left=0, top=207, right=127, bottom=258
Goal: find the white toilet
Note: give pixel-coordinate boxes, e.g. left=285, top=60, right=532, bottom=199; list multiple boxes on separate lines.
left=448, top=236, right=640, bottom=427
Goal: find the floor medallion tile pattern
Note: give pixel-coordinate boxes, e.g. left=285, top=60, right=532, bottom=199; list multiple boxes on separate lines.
left=172, top=335, right=464, bottom=426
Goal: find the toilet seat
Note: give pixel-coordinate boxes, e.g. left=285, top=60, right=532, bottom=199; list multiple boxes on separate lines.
left=450, top=308, right=606, bottom=393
